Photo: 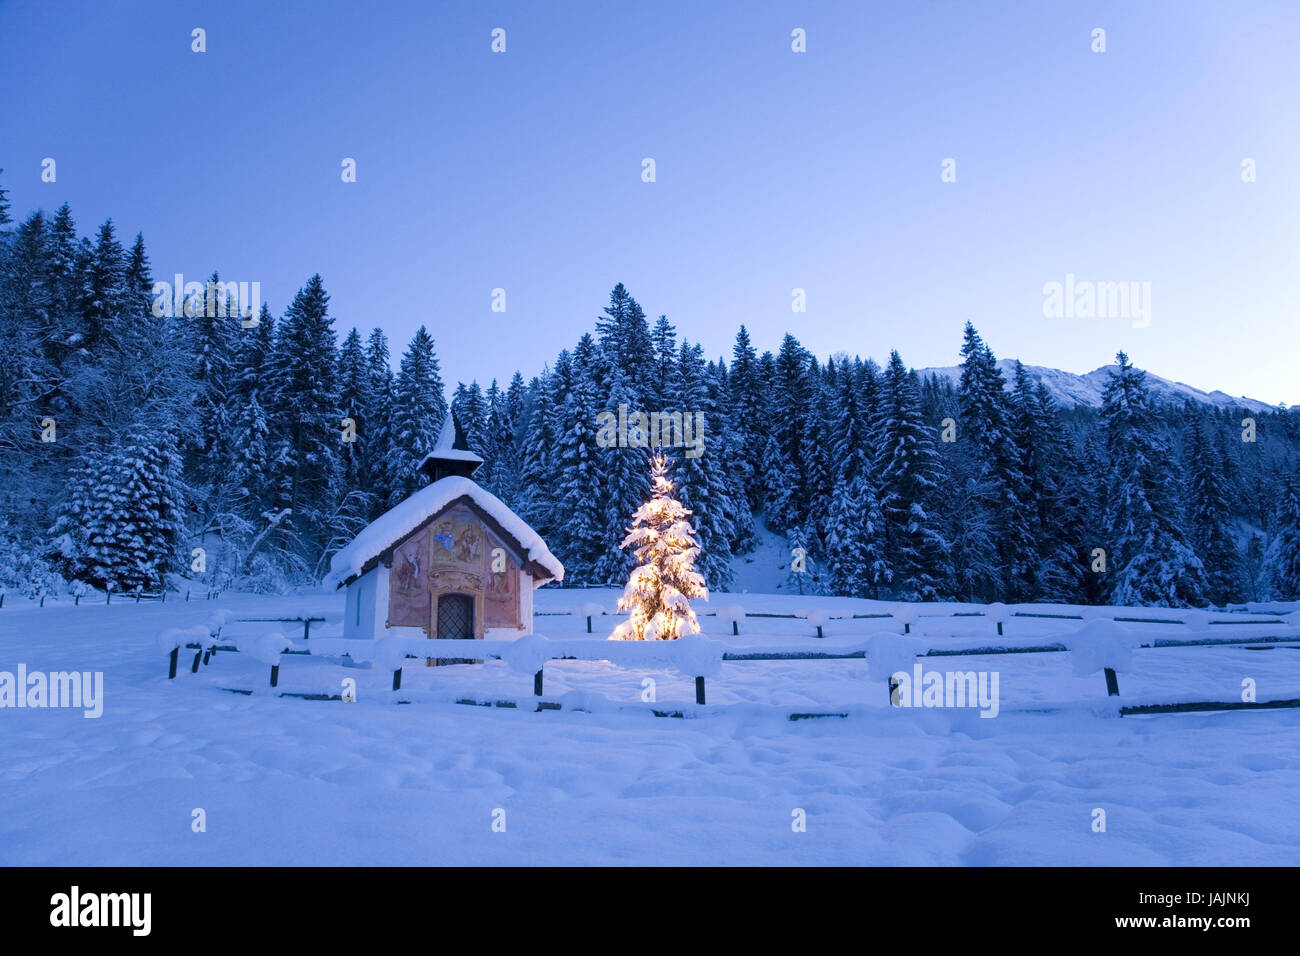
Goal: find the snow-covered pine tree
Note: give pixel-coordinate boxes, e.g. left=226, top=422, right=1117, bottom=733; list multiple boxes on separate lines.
left=187, top=271, right=240, bottom=495
left=1185, top=415, right=1240, bottom=605
left=363, top=328, right=395, bottom=515
left=596, top=283, right=654, bottom=384
left=610, top=453, right=708, bottom=640
left=592, top=366, right=649, bottom=585
left=728, top=325, right=765, bottom=511
left=783, top=518, right=824, bottom=595
left=1263, top=476, right=1300, bottom=600
left=516, top=370, right=559, bottom=541
left=802, top=357, right=835, bottom=538
left=760, top=433, right=800, bottom=533
left=824, top=473, right=865, bottom=597
left=79, top=220, right=128, bottom=357
left=1008, top=364, right=1083, bottom=601
left=830, top=356, right=872, bottom=482
left=227, top=388, right=273, bottom=517
left=649, top=313, right=679, bottom=411
left=957, top=323, right=1035, bottom=601
left=670, top=341, right=735, bottom=591
left=336, top=327, right=375, bottom=519
left=49, top=427, right=185, bottom=593
left=1101, top=352, right=1207, bottom=607
left=264, top=274, right=343, bottom=563
left=478, top=379, right=510, bottom=500
left=876, top=350, right=950, bottom=601
left=551, top=334, right=607, bottom=584
left=706, top=356, right=756, bottom=554
left=771, top=334, right=814, bottom=524
left=384, top=325, right=446, bottom=507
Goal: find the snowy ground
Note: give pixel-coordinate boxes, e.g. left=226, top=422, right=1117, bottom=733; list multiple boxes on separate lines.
left=2, top=588, right=1299, bottom=865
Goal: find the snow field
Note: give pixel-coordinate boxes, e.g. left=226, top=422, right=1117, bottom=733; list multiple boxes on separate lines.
left=1, top=589, right=1298, bottom=865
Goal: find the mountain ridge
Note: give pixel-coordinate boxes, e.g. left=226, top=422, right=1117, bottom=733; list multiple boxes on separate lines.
left=917, top=358, right=1281, bottom=414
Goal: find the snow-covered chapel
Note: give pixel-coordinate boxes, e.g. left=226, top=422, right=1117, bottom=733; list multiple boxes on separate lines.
left=325, top=418, right=563, bottom=651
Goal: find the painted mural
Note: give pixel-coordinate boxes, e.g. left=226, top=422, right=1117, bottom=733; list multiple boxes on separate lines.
left=386, top=503, right=527, bottom=637
left=387, top=526, right=430, bottom=628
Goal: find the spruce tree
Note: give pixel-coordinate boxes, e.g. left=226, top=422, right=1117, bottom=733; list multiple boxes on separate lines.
left=49, top=427, right=185, bottom=592
left=385, top=325, right=446, bottom=506
left=596, top=283, right=653, bottom=383
left=957, top=324, right=1034, bottom=600
left=876, top=351, right=949, bottom=601
left=729, top=326, right=765, bottom=510
left=592, top=366, right=650, bottom=585
left=266, top=274, right=343, bottom=563
left=363, top=328, right=395, bottom=515
left=671, top=341, right=735, bottom=591
left=1185, top=416, right=1240, bottom=605
left=337, top=328, right=373, bottom=516
left=552, top=334, right=607, bottom=583
left=1101, top=352, right=1207, bottom=607
left=1263, top=477, right=1300, bottom=600
left=517, top=370, right=559, bottom=541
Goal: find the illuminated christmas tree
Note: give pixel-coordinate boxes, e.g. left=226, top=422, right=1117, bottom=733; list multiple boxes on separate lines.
left=610, top=453, right=708, bottom=640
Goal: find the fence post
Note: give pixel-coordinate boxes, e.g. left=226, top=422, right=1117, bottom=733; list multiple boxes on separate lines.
left=161, top=591, right=166, bottom=604
left=74, top=594, right=80, bottom=606
left=732, top=620, right=739, bottom=636
left=695, top=676, right=706, bottom=705
left=1104, top=668, right=1120, bottom=696
left=815, top=624, right=823, bottom=638
left=270, top=664, right=280, bottom=688
left=106, top=591, right=111, bottom=605
left=39, top=595, right=45, bottom=607
left=534, top=669, right=543, bottom=697
left=185, top=591, right=190, bottom=602
left=135, top=590, right=142, bottom=604
left=997, top=621, right=1003, bottom=636
left=392, top=668, right=402, bottom=691
left=0, top=592, right=4, bottom=608
left=191, top=647, right=202, bottom=673
left=168, top=647, right=179, bottom=679
left=586, top=615, right=593, bottom=633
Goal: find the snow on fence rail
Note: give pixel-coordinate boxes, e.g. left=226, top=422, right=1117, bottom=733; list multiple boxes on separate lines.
left=164, top=604, right=1300, bottom=718
left=1, top=588, right=223, bottom=608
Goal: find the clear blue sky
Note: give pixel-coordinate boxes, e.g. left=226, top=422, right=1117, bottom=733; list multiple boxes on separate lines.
left=3, top=0, right=1297, bottom=404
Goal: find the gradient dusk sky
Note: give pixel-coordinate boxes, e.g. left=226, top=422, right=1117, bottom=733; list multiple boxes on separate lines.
left=3, top=0, right=1298, bottom=404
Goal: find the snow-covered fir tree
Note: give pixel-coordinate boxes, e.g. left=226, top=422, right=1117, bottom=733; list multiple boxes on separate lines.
left=876, top=350, right=949, bottom=601
left=384, top=325, right=446, bottom=507
left=591, top=366, right=650, bottom=585
left=49, top=427, right=185, bottom=593
left=551, top=334, right=607, bottom=584
left=1101, top=352, right=1207, bottom=607
left=670, top=341, right=735, bottom=591
left=1263, top=476, right=1300, bottom=600
left=1185, top=416, right=1240, bottom=605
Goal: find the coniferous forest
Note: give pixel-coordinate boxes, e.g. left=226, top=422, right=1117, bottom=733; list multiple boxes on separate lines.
left=2, top=182, right=1299, bottom=607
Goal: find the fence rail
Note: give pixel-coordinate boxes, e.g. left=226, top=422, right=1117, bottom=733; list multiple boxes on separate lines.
left=167, top=611, right=1300, bottom=720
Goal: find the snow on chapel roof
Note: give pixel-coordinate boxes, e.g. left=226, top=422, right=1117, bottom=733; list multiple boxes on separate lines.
left=324, top=476, right=564, bottom=589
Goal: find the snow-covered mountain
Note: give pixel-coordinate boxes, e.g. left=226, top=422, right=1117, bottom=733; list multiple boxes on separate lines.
left=918, top=359, right=1279, bottom=414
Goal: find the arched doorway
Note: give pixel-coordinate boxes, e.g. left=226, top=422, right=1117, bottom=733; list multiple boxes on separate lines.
left=437, top=593, right=474, bottom=639
left=432, top=593, right=478, bottom=665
